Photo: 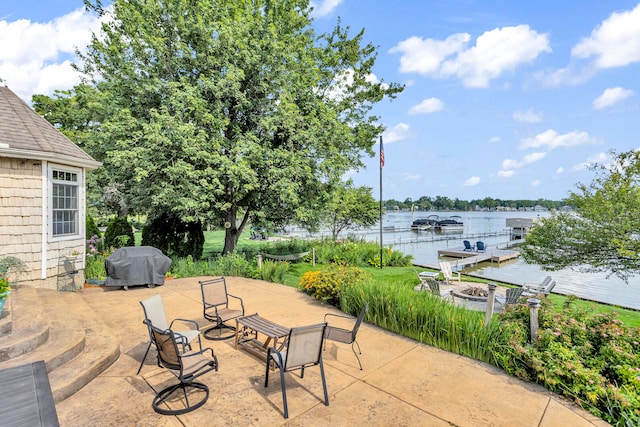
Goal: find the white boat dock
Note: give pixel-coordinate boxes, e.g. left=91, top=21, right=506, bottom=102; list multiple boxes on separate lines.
left=437, top=246, right=520, bottom=268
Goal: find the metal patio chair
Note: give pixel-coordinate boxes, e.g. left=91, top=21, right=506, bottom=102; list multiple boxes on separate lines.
left=199, top=277, right=245, bottom=340
left=324, top=303, right=368, bottom=370
left=145, top=320, right=218, bottom=415
left=265, top=323, right=329, bottom=419
left=138, top=294, right=201, bottom=375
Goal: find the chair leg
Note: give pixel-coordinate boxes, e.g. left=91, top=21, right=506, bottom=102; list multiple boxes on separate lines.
left=203, top=319, right=236, bottom=340
left=319, top=358, right=329, bottom=406
left=152, top=382, right=209, bottom=415
left=351, top=341, right=363, bottom=370
left=136, top=341, right=152, bottom=375
left=279, top=367, right=289, bottom=419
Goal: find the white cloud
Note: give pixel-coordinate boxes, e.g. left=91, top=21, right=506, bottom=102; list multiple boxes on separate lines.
left=501, top=152, right=546, bottom=170
left=310, top=0, right=343, bottom=17
left=383, top=123, right=411, bottom=143
left=556, top=166, right=564, bottom=174
left=513, top=108, right=543, bottom=123
left=531, top=179, right=541, bottom=187
left=489, top=136, right=501, bottom=143
left=593, top=86, right=634, bottom=110
left=572, top=4, right=640, bottom=68
left=498, top=170, right=514, bottom=177
left=464, top=176, right=481, bottom=186
left=391, top=25, right=550, bottom=88
left=408, top=97, right=444, bottom=114
left=518, top=129, right=595, bottom=150
left=0, top=8, right=104, bottom=101
left=570, top=152, right=609, bottom=171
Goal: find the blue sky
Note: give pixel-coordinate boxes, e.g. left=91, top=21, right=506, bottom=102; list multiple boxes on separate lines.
left=2, top=1, right=639, bottom=202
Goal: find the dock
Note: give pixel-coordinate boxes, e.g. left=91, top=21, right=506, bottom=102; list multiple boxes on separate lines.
left=437, top=246, right=520, bottom=268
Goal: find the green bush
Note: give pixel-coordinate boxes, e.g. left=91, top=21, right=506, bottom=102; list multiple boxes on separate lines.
left=213, top=252, right=259, bottom=278
left=298, top=265, right=368, bottom=306
left=260, top=260, right=289, bottom=284
left=142, top=212, right=204, bottom=259
left=86, top=214, right=101, bottom=240
left=310, top=238, right=413, bottom=268
left=497, top=297, right=640, bottom=426
left=104, top=216, right=134, bottom=249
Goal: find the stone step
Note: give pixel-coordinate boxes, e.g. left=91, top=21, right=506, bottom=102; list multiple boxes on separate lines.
left=0, top=287, right=120, bottom=403
left=35, top=289, right=121, bottom=403
left=0, top=286, right=49, bottom=362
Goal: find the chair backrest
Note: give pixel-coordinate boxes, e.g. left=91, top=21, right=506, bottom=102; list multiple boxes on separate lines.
left=439, top=262, right=453, bottom=280
left=425, top=278, right=440, bottom=295
left=505, top=288, right=523, bottom=304
left=539, top=276, right=552, bottom=288
left=350, top=303, right=368, bottom=341
left=544, top=281, right=556, bottom=295
left=463, top=240, right=473, bottom=250
left=283, top=323, right=327, bottom=371
left=200, top=277, right=229, bottom=309
left=146, top=320, right=181, bottom=370
left=140, top=294, right=170, bottom=331
left=476, top=241, right=486, bottom=251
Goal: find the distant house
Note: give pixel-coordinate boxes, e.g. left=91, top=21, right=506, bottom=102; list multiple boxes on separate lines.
left=0, top=86, right=101, bottom=289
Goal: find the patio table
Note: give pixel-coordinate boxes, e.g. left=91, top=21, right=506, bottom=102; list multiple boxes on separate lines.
left=234, top=313, right=290, bottom=361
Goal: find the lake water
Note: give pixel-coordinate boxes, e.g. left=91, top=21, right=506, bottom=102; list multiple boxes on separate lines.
left=290, top=211, right=640, bottom=310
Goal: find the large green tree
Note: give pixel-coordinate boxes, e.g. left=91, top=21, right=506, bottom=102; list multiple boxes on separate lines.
left=323, top=181, right=379, bottom=241
left=72, top=0, right=401, bottom=254
left=521, top=150, right=640, bottom=282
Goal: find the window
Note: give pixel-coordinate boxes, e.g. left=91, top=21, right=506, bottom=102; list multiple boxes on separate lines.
left=51, top=168, right=79, bottom=237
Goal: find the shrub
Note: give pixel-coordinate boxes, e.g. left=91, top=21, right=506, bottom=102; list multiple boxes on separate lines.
left=497, top=297, right=640, bottom=426
left=86, top=214, right=101, bottom=240
left=142, top=212, right=204, bottom=259
left=104, top=216, right=134, bottom=249
left=310, top=238, right=412, bottom=268
left=213, top=252, right=259, bottom=278
left=260, top=260, right=289, bottom=284
left=298, top=265, right=368, bottom=306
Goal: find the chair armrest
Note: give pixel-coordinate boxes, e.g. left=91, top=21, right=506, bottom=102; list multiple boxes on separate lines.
left=266, top=347, right=284, bottom=368
left=324, top=312, right=354, bottom=322
left=170, top=318, right=200, bottom=331
left=227, top=294, right=245, bottom=313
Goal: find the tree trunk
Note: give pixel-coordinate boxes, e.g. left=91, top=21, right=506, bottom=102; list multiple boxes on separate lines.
left=223, top=209, right=238, bottom=254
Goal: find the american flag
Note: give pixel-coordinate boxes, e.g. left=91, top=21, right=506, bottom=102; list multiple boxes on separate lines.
left=380, top=137, right=384, bottom=168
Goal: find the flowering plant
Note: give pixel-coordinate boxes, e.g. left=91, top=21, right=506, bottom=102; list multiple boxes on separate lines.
left=0, top=256, right=26, bottom=295
left=0, top=272, right=9, bottom=295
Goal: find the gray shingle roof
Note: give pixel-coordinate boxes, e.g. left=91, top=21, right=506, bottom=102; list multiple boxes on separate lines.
left=0, top=86, right=100, bottom=169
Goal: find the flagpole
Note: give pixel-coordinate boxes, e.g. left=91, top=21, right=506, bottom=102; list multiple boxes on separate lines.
left=379, top=135, right=383, bottom=269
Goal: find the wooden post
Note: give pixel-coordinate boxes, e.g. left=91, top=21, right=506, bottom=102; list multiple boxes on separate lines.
left=485, top=283, right=497, bottom=324
left=256, top=254, right=262, bottom=270
left=528, top=298, right=541, bottom=341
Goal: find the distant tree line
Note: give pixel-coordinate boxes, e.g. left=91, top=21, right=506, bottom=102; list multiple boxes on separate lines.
left=383, top=196, right=567, bottom=211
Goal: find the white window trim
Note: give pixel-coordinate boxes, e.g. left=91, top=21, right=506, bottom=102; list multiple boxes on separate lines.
left=47, top=163, right=85, bottom=243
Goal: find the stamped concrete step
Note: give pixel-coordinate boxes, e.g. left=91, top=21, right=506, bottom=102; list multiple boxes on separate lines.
left=0, top=286, right=49, bottom=362
left=33, top=289, right=121, bottom=403
left=0, top=291, right=86, bottom=373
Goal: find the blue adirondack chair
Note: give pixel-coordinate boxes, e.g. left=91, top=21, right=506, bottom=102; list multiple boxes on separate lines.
left=476, top=241, right=486, bottom=252
left=463, top=240, right=475, bottom=251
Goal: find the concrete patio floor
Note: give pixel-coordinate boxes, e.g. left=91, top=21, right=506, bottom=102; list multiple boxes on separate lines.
left=54, top=277, right=608, bottom=426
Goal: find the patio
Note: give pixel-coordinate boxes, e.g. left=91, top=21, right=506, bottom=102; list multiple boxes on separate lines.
left=7, top=277, right=604, bottom=426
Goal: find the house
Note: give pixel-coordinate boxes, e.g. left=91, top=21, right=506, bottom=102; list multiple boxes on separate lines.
left=0, top=86, right=101, bottom=289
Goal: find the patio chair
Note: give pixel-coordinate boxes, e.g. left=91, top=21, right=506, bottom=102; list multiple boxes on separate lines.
left=463, top=240, right=475, bottom=251
left=523, top=279, right=556, bottom=298
left=476, top=241, right=487, bottom=252
left=495, top=287, right=524, bottom=309
left=138, top=294, right=201, bottom=375
left=265, top=323, right=329, bottom=419
left=145, top=320, right=218, bottom=415
left=199, top=277, right=245, bottom=340
left=425, top=278, right=454, bottom=301
left=323, top=303, right=368, bottom=370
left=522, top=276, right=552, bottom=294
left=439, top=261, right=460, bottom=284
